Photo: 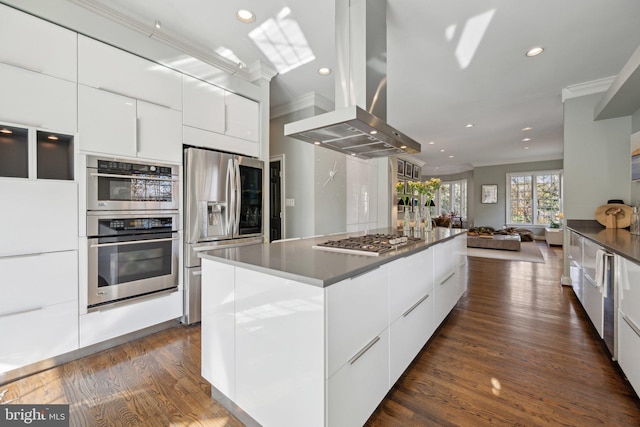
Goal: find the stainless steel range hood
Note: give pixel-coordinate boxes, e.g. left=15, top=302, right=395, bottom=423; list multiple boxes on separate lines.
left=284, top=0, right=421, bottom=159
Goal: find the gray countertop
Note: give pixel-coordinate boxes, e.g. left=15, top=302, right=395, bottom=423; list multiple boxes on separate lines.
left=198, top=227, right=467, bottom=287
left=567, top=219, right=640, bottom=263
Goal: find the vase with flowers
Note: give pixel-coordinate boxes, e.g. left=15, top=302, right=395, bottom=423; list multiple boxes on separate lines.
left=395, top=181, right=411, bottom=234
left=416, top=178, right=441, bottom=232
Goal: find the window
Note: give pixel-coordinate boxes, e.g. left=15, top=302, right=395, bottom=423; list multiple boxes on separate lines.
left=436, top=179, right=467, bottom=219
left=506, top=170, right=562, bottom=226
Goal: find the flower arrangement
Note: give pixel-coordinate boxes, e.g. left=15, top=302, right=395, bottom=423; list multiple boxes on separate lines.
left=395, top=181, right=410, bottom=206
left=416, top=177, right=442, bottom=205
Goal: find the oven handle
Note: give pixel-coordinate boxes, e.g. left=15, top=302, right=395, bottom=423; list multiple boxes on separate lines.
left=90, top=237, right=179, bottom=248
left=89, top=172, right=178, bottom=182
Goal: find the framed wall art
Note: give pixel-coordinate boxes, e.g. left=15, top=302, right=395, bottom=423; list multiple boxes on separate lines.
left=397, top=159, right=405, bottom=176
left=413, top=166, right=421, bottom=180
left=405, top=162, right=413, bottom=178
left=481, top=184, right=498, bottom=204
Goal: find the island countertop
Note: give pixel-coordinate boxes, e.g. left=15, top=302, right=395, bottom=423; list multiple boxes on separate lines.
left=198, top=227, right=467, bottom=287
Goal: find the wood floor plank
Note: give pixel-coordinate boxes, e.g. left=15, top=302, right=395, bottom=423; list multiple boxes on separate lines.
left=1, top=243, right=639, bottom=426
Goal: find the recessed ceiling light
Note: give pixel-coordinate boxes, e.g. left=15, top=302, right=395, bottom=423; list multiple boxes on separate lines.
left=318, top=67, right=332, bottom=75
left=522, top=127, right=533, bottom=131
left=465, top=123, right=474, bottom=128
left=435, top=167, right=440, bottom=170
left=526, top=47, right=544, bottom=57
left=449, top=155, right=454, bottom=158
left=154, top=20, right=161, bottom=29
left=236, top=9, right=256, bottom=23
left=313, top=141, right=321, bottom=145
left=524, top=146, right=530, bottom=150
left=440, top=149, right=445, bottom=152
left=350, top=153, right=356, bottom=156
left=522, top=138, right=531, bottom=142
left=428, top=141, right=435, bottom=145
left=400, top=145, right=407, bottom=149
left=369, top=130, right=377, bottom=135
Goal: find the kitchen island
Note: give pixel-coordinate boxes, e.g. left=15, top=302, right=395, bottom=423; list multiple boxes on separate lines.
left=199, top=227, right=467, bottom=427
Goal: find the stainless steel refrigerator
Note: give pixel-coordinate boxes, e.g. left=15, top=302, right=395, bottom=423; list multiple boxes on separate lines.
left=183, top=147, right=264, bottom=324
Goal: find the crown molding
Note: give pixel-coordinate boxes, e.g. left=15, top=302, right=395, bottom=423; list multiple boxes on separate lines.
left=270, top=92, right=334, bottom=118
left=67, top=0, right=275, bottom=83
left=562, top=76, right=615, bottom=102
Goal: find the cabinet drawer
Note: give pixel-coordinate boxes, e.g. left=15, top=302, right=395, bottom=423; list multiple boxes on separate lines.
left=619, top=257, right=640, bottom=326
left=434, top=264, right=464, bottom=326
left=0, top=180, right=77, bottom=257
left=583, top=275, right=603, bottom=337
left=0, top=300, right=78, bottom=374
left=388, top=248, right=433, bottom=321
left=78, top=36, right=182, bottom=110
left=0, top=64, right=77, bottom=132
left=0, top=4, right=77, bottom=82
left=582, top=238, right=600, bottom=282
left=389, top=292, right=434, bottom=384
left=326, top=265, right=389, bottom=377
left=618, top=311, right=640, bottom=396
left=328, top=328, right=389, bottom=427
left=433, top=238, right=455, bottom=285
left=0, top=250, right=77, bottom=316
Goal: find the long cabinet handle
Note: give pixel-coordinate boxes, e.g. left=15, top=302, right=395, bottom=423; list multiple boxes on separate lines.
left=622, top=313, right=640, bottom=338
left=90, top=237, right=179, bottom=248
left=348, top=336, right=381, bottom=365
left=402, top=294, right=430, bottom=318
left=1, top=60, right=44, bottom=74
left=89, top=172, right=177, bottom=182
left=439, top=271, right=456, bottom=285
left=0, top=306, right=43, bottom=319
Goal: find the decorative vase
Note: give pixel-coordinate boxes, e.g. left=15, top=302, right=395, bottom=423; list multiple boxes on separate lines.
left=403, top=206, right=411, bottom=234
left=425, top=208, right=433, bottom=232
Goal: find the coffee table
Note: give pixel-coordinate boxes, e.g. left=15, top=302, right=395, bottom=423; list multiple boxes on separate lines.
left=467, top=234, right=521, bottom=251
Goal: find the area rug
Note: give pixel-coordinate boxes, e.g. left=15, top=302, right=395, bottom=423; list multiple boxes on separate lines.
left=466, top=241, right=545, bottom=263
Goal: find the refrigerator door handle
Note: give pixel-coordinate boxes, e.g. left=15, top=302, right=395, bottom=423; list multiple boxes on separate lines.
left=234, top=158, right=241, bottom=236
left=226, top=158, right=235, bottom=236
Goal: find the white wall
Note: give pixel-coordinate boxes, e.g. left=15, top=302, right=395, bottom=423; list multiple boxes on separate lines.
left=563, top=93, right=632, bottom=220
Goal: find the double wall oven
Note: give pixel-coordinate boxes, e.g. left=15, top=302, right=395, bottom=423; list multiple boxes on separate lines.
left=85, top=156, right=179, bottom=310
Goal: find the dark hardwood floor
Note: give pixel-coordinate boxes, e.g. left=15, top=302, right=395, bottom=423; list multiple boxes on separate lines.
left=2, top=243, right=639, bottom=426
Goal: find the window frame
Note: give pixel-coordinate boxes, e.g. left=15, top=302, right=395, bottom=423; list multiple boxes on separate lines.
left=436, top=178, right=468, bottom=220
left=505, top=169, right=563, bottom=227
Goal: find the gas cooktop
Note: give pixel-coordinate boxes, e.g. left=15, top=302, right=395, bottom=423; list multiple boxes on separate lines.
left=312, top=234, right=423, bottom=256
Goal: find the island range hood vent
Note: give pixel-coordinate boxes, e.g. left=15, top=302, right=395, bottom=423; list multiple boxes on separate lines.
left=284, top=0, right=421, bottom=159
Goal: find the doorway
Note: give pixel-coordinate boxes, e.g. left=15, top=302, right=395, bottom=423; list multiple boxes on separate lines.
left=269, top=155, right=285, bottom=242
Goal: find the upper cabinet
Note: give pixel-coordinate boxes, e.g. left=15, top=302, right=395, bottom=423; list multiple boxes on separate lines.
left=0, top=3, right=77, bottom=82
left=183, top=74, right=260, bottom=157
left=78, top=36, right=182, bottom=110
left=77, top=36, right=183, bottom=162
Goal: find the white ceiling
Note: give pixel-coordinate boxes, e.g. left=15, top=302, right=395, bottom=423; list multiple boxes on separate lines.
left=9, top=0, right=640, bottom=174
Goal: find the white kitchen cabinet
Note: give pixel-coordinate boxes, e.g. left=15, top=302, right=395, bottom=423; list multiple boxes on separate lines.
left=389, top=291, right=434, bottom=384
left=182, top=74, right=225, bottom=134
left=434, top=236, right=465, bottom=325
left=326, top=265, right=389, bottom=377
left=617, top=256, right=640, bottom=395
left=234, top=268, right=325, bottom=427
left=225, top=91, right=259, bottom=142
left=78, top=84, right=136, bottom=157
left=201, top=261, right=236, bottom=399
left=0, top=63, right=77, bottom=132
left=0, top=250, right=77, bottom=316
left=0, top=180, right=77, bottom=257
left=568, top=231, right=584, bottom=303
left=136, top=100, right=183, bottom=162
left=618, top=311, right=640, bottom=396
left=79, top=290, right=183, bottom=347
left=78, top=85, right=182, bottom=162
left=583, top=274, right=604, bottom=337
left=327, top=329, right=390, bottom=427
left=78, top=35, right=182, bottom=111
left=0, top=301, right=78, bottom=374
left=0, top=3, right=77, bottom=82
left=388, top=247, right=434, bottom=321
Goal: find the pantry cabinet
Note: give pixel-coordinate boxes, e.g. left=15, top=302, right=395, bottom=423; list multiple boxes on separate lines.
left=617, top=256, right=640, bottom=396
